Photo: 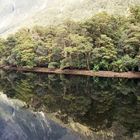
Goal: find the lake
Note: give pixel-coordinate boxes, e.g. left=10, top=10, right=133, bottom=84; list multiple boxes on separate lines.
left=0, top=70, right=139, bottom=140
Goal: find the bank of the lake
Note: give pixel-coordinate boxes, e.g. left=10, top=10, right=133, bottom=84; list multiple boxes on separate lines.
left=1, top=66, right=140, bottom=78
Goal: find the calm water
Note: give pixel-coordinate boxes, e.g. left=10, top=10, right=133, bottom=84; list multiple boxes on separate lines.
left=0, top=70, right=140, bottom=140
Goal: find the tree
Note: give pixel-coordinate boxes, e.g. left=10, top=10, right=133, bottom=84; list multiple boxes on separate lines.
left=0, top=38, right=5, bottom=65
left=129, top=6, right=140, bottom=23
left=92, top=35, right=117, bottom=71
left=0, top=7, right=140, bottom=72
left=8, top=29, right=37, bottom=68
left=61, top=33, right=93, bottom=69
left=120, top=24, right=140, bottom=57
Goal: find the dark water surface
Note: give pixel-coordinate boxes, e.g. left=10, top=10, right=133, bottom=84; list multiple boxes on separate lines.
left=0, top=70, right=140, bottom=140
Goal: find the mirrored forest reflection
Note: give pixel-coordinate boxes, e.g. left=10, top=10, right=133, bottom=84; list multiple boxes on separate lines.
left=0, top=70, right=140, bottom=139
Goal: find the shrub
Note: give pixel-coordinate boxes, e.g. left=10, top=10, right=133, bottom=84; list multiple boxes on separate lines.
left=48, top=62, right=59, bottom=69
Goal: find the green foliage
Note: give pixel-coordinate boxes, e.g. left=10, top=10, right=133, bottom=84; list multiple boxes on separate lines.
left=0, top=6, right=140, bottom=71
left=0, top=38, right=5, bottom=65
left=120, top=24, right=140, bottom=57
left=48, top=62, right=59, bottom=69
left=112, top=55, right=138, bottom=72
left=92, top=35, right=117, bottom=70
left=129, top=6, right=140, bottom=23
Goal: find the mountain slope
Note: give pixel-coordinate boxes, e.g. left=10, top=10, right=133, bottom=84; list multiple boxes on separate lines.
left=30, top=0, right=140, bottom=26
left=0, top=0, right=47, bottom=34
left=0, top=0, right=140, bottom=36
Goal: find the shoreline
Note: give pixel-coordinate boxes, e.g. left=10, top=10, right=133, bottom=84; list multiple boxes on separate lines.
left=0, top=66, right=140, bottom=79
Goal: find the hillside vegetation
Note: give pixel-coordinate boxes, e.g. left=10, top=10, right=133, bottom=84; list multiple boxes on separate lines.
left=0, top=6, right=140, bottom=72
left=1, top=0, right=140, bottom=35
left=30, top=0, right=140, bottom=26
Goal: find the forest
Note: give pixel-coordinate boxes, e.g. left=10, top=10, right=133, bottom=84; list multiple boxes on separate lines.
left=0, top=6, right=140, bottom=72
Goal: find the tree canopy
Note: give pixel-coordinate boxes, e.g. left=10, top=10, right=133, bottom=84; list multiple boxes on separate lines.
left=0, top=6, right=140, bottom=71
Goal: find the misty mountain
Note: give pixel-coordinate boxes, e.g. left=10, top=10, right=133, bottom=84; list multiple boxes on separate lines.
left=0, top=0, right=140, bottom=36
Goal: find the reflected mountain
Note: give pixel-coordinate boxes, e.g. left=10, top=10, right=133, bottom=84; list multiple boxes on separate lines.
left=0, top=91, right=85, bottom=140
left=0, top=70, right=140, bottom=140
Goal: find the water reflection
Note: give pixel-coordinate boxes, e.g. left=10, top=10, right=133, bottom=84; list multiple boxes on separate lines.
left=0, top=92, right=84, bottom=140
left=0, top=70, right=140, bottom=140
